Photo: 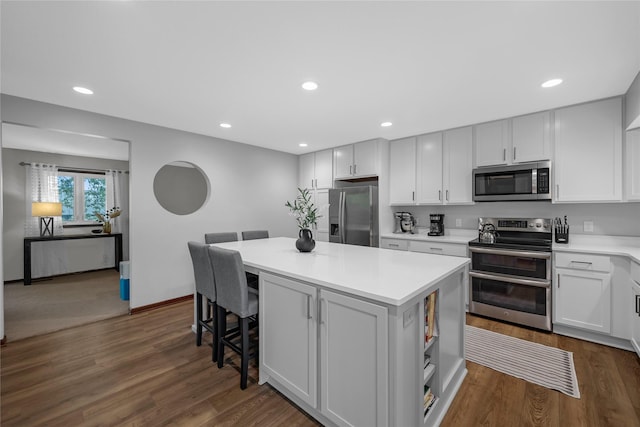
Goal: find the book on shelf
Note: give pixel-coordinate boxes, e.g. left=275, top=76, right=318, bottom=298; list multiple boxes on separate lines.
left=424, top=291, right=439, bottom=344
left=423, top=386, right=436, bottom=413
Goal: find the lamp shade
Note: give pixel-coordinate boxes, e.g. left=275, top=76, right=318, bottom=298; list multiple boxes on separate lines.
left=32, top=202, right=62, bottom=217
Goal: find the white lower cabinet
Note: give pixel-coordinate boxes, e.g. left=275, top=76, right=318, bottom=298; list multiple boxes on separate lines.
left=631, top=261, right=640, bottom=357
left=380, top=238, right=409, bottom=251
left=260, top=274, right=317, bottom=406
left=320, top=289, right=388, bottom=427
left=260, top=273, right=388, bottom=427
left=260, top=269, right=468, bottom=427
left=554, top=253, right=612, bottom=334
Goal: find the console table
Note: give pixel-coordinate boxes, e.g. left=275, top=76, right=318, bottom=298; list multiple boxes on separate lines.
left=23, top=233, right=123, bottom=285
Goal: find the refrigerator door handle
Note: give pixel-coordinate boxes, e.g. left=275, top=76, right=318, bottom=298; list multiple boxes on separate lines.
left=339, top=191, right=346, bottom=243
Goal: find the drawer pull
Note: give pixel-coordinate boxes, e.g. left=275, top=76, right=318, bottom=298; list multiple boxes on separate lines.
left=569, top=261, right=593, bottom=268
left=430, top=247, right=443, bottom=251
left=389, top=244, right=399, bottom=247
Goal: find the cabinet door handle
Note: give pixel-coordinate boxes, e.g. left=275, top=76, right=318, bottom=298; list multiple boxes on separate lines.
left=569, top=261, right=593, bottom=268
left=556, top=184, right=560, bottom=199
left=513, top=147, right=516, bottom=161
left=446, top=190, right=449, bottom=201
left=307, top=295, right=313, bottom=319
left=349, top=165, right=352, bottom=175
left=354, top=164, right=357, bottom=175
left=412, top=191, right=415, bottom=201
left=557, top=273, right=560, bottom=288
left=438, top=190, right=442, bottom=201
left=312, top=179, right=314, bottom=188
left=319, top=298, right=325, bottom=324
left=503, top=148, right=506, bottom=161
left=636, top=294, right=640, bottom=315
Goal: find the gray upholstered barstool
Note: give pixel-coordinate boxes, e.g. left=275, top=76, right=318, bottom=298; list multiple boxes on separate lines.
left=187, top=241, right=219, bottom=362
left=205, top=232, right=238, bottom=244
left=241, top=230, right=269, bottom=240
left=208, top=246, right=259, bottom=390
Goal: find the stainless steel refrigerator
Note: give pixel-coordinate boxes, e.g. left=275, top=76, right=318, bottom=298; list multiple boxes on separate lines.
left=329, top=186, right=379, bottom=247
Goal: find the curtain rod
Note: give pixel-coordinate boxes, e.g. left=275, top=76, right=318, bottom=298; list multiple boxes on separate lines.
left=19, top=162, right=129, bottom=175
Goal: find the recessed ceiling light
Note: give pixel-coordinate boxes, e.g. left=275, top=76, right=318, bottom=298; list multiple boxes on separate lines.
left=299, top=143, right=308, bottom=147
left=219, top=123, right=231, bottom=128
left=302, top=81, right=318, bottom=91
left=381, top=122, right=393, bottom=127
left=541, top=78, right=563, bottom=88
left=73, top=86, right=93, bottom=95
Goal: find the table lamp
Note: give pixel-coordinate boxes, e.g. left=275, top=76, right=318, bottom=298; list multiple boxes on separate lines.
left=32, top=202, right=63, bottom=237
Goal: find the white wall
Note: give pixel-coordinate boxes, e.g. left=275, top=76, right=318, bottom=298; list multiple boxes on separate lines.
left=1, top=94, right=298, bottom=310
left=391, top=202, right=640, bottom=237
left=626, top=71, right=640, bottom=129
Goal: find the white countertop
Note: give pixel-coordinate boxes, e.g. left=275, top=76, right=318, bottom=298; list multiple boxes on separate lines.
left=553, top=234, right=640, bottom=263
left=212, top=237, right=470, bottom=307
left=381, top=229, right=477, bottom=245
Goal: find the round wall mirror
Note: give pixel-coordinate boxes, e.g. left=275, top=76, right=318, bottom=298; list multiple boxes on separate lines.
left=153, top=161, right=209, bottom=215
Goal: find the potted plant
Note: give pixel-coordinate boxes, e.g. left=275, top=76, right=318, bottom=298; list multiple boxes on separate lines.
left=94, top=207, right=122, bottom=234
left=285, top=188, right=320, bottom=252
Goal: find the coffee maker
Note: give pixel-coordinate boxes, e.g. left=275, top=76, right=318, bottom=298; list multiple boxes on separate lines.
left=428, top=214, right=445, bottom=236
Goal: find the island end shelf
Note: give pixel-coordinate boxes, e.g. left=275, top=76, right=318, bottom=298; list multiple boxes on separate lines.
left=23, top=233, right=123, bottom=285
left=211, top=237, right=469, bottom=427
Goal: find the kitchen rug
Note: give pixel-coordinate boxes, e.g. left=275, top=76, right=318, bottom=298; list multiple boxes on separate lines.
left=465, top=325, right=580, bottom=398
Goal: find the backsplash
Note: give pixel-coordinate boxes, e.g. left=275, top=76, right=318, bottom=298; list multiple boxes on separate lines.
left=401, top=202, right=640, bottom=237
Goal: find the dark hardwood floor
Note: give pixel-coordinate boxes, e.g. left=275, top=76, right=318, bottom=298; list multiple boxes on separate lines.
left=1, top=301, right=639, bottom=426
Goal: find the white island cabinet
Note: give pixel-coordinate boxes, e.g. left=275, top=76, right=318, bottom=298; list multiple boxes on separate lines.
left=213, top=237, right=469, bottom=427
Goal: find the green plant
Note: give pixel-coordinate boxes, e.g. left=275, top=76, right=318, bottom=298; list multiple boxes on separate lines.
left=285, top=188, right=320, bottom=229
left=94, top=207, right=122, bottom=224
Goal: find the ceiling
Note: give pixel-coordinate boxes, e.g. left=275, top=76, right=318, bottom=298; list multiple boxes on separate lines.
left=2, top=1, right=640, bottom=155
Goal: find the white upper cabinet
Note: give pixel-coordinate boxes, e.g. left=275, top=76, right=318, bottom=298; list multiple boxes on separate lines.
left=298, top=149, right=333, bottom=190
left=511, top=111, right=551, bottom=163
left=333, top=139, right=379, bottom=179
left=443, top=126, right=474, bottom=204
left=626, top=129, right=640, bottom=201
left=554, top=98, right=622, bottom=203
left=389, top=137, right=417, bottom=205
left=389, top=128, right=473, bottom=206
left=474, top=119, right=510, bottom=167
left=416, top=133, right=444, bottom=204
left=474, top=114, right=551, bottom=167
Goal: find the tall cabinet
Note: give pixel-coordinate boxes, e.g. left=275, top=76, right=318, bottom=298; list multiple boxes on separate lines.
left=298, top=149, right=333, bottom=242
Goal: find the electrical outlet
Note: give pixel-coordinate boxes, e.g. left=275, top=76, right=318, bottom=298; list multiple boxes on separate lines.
left=584, top=221, right=594, bottom=232
left=403, top=308, right=415, bottom=328
left=456, top=218, right=462, bottom=228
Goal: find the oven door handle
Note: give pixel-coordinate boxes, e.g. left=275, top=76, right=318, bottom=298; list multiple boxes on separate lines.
left=469, top=271, right=551, bottom=288
left=469, top=246, right=551, bottom=259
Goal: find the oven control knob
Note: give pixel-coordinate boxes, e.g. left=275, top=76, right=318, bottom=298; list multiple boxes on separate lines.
left=536, top=223, right=541, bottom=228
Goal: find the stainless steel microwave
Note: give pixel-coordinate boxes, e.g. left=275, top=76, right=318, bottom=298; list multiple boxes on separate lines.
left=472, top=161, right=551, bottom=201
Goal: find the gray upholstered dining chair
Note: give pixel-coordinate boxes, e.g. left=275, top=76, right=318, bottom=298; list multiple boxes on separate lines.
left=207, top=246, right=259, bottom=390
left=241, top=230, right=269, bottom=240
left=187, top=241, right=219, bottom=362
left=205, top=232, right=238, bottom=244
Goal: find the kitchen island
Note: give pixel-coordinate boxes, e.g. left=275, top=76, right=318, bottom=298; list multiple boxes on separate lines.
left=212, top=237, right=469, bottom=427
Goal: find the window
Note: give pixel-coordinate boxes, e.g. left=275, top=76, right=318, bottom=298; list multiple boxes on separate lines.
left=58, top=172, right=107, bottom=224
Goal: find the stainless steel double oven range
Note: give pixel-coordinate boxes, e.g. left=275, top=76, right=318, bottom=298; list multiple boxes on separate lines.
left=468, top=217, right=553, bottom=331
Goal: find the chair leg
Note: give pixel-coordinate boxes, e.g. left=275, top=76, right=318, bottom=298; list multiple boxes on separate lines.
left=240, top=316, right=249, bottom=390
left=196, top=293, right=203, bottom=346
left=211, top=302, right=218, bottom=363
left=217, top=306, right=226, bottom=368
